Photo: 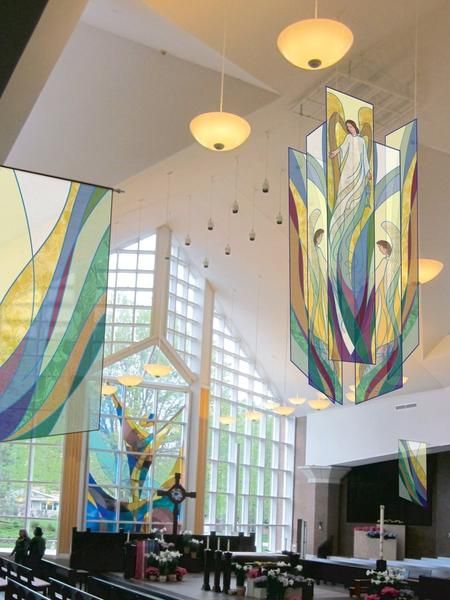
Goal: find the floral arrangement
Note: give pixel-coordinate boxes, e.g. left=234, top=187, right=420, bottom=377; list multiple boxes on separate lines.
left=243, top=563, right=311, bottom=600
left=233, top=563, right=251, bottom=587
left=175, top=566, right=187, bottom=581
left=364, top=568, right=413, bottom=600
left=150, top=526, right=167, bottom=540
left=189, top=537, right=204, bottom=557
left=366, top=530, right=397, bottom=540
left=146, top=549, right=184, bottom=582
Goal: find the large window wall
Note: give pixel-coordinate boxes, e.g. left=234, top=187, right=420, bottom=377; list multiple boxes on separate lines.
left=104, top=235, right=156, bottom=357
left=167, top=240, right=203, bottom=372
left=205, top=309, right=294, bottom=551
left=0, top=436, right=63, bottom=552
left=86, top=381, right=188, bottom=532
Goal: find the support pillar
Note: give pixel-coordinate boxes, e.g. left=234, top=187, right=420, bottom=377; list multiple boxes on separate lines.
left=296, top=465, right=350, bottom=556
left=57, top=431, right=87, bottom=555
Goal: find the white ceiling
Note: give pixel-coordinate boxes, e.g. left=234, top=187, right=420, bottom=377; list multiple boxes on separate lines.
left=6, top=0, right=450, bottom=414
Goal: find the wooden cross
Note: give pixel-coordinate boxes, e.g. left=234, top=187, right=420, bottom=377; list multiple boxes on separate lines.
left=157, top=472, right=196, bottom=535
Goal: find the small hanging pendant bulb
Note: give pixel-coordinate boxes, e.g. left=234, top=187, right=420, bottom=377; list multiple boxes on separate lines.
left=249, top=228, right=256, bottom=242
left=207, top=217, right=214, bottom=231
left=232, top=200, right=239, bottom=214
left=203, top=257, right=209, bottom=268
left=262, top=177, right=270, bottom=194
left=276, top=211, right=283, bottom=225
left=225, top=243, right=231, bottom=256
left=184, top=233, right=191, bottom=246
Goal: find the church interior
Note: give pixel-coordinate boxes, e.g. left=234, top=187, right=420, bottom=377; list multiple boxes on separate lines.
left=1, top=1, right=450, bottom=599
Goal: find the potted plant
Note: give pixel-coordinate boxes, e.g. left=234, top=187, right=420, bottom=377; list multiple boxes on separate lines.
left=234, top=563, right=250, bottom=596
left=145, top=566, right=160, bottom=582
left=189, top=537, right=203, bottom=558
left=181, top=530, right=193, bottom=554
left=158, top=556, right=169, bottom=582
left=365, top=568, right=414, bottom=599
left=176, top=566, right=187, bottom=581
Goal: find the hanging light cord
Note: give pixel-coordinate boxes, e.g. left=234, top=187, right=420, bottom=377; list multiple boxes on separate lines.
left=314, top=0, right=318, bottom=19
left=414, top=0, right=418, bottom=117
left=166, top=171, right=173, bottom=223
left=219, top=1, right=228, bottom=112
left=234, top=155, right=239, bottom=203
left=187, top=194, right=191, bottom=233
left=278, top=167, right=284, bottom=213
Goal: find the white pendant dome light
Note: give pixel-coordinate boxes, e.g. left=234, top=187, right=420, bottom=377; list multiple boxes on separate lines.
left=277, top=0, right=353, bottom=71
left=190, top=6, right=251, bottom=151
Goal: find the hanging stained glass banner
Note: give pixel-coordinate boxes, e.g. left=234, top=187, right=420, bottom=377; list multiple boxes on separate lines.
left=398, top=439, right=427, bottom=507
left=0, top=166, right=112, bottom=440
left=289, top=89, right=418, bottom=404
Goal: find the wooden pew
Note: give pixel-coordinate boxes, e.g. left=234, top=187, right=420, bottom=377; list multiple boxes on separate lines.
left=5, top=578, right=47, bottom=600
left=0, top=557, right=50, bottom=594
left=48, top=577, right=102, bottom=600
left=41, top=559, right=88, bottom=589
left=349, top=578, right=370, bottom=598
left=87, top=575, right=172, bottom=600
left=418, top=574, right=450, bottom=600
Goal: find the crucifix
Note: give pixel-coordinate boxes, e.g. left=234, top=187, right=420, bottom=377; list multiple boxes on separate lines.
left=157, top=473, right=196, bottom=535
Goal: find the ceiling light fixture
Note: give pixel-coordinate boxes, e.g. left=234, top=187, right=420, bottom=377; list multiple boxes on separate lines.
left=418, top=258, right=443, bottom=284
left=101, top=383, right=117, bottom=396
left=308, top=396, right=331, bottom=411
left=219, top=415, right=235, bottom=425
left=117, top=375, right=143, bottom=387
left=189, top=5, right=251, bottom=151
left=264, top=400, right=280, bottom=410
left=245, top=410, right=262, bottom=421
left=288, top=395, right=306, bottom=405
left=273, top=405, right=295, bottom=416
left=144, top=364, right=173, bottom=378
left=277, top=0, right=353, bottom=71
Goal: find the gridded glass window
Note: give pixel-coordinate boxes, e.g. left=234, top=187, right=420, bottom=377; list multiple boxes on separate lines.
left=86, top=378, right=189, bottom=533
left=0, top=437, right=63, bottom=553
left=105, top=235, right=156, bottom=356
left=166, top=241, right=203, bottom=371
left=205, top=307, right=294, bottom=551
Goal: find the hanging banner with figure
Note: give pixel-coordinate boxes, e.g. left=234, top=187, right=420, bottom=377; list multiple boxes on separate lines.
left=0, top=166, right=112, bottom=440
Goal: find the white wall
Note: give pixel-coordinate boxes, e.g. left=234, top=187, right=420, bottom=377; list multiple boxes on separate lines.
left=305, top=386, right=450, bottom=466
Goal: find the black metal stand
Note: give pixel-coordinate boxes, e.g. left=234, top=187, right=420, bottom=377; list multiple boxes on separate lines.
left=376, top=559, right=387, bottom=572
left=202, top=548, right=213, bottom=591
left=222, top=551, right=232, bottom=594
left=213, top=550, right=222, bottom=592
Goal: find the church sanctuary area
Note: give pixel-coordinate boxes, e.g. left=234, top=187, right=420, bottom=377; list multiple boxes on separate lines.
left=1, top=1, right=450, bottom=600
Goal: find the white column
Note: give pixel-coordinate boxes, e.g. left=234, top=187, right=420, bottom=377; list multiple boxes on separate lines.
left=151, top=225, right=171, bottom=338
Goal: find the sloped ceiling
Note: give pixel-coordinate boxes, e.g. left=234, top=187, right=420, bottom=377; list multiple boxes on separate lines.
left=5, top=0, right=450, bottom=413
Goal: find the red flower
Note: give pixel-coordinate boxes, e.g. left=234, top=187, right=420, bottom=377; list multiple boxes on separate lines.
left=380, top=586, right=400, bottom=597
left=247, top=568, right=260, bottom=579
left=145, top=566, right=160, bottom=577
left=365, top=594, right=380, bottom=600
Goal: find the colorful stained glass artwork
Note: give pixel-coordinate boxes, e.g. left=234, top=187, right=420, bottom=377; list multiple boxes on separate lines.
left=87, top=386, right=186, bottom=531
left=0, top=167, right=112, bottom=440
left=289, top=90, right=418, bottom=403
left=327, top=88, right=375, bottom=364
left=289, top=138, right=342, bottom=403
left=289, top=149, right=308, bottom=379
left=398, top=439, right=427, bottom=507
left=356, top=144, right=403, bottom=401
left=386, top=121, right=419, bottom=361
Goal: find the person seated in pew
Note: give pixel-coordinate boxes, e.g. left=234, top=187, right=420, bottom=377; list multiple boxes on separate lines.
left=10, top=529, right=30, bottom=565
left=28, top=527, right=46, bottom=576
